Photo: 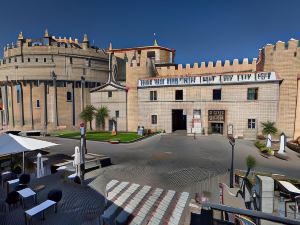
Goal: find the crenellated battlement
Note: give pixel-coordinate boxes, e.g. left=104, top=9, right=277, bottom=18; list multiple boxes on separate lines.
left=156, top=58, right=257, bottom=76
left=262, top=38, right=300, bottom=54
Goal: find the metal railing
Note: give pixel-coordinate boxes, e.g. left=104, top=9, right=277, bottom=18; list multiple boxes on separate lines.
left=198, top=203, right=300, bottom=225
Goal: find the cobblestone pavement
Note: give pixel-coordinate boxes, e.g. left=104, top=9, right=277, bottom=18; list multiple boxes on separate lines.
left=0, top=172, right=105, bottom=225
left=2, top=132, right=300, bottom=224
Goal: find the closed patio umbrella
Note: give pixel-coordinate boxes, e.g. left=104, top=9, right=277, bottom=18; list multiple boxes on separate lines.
left=266, top=134, right=272, bottom=148
left=36, top=153, right=45, bottom=178
left=73, top=146, right=81, bottom=176
left=0, top=133, right=58, bottom=172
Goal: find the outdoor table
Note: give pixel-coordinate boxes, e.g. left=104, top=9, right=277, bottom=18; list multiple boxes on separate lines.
left=17, top=188, right=37, bottom=208
left=7, top=178, right=19, bottom=192
left=24, top=200, right=56, bottom=225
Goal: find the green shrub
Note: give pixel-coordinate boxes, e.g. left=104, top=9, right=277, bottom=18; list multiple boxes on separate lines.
left=255, top=141, right=265, bottom=149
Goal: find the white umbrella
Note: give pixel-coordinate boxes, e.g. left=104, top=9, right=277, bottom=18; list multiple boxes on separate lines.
left=73, top=146, right=81, bottom=176
left=266, top=134, right=272, bottom=148
left=0, top=133, right=58, bottom=172
left=36, top=153, right=44, bottom=178
left=278, top=133, right=286, bottom=154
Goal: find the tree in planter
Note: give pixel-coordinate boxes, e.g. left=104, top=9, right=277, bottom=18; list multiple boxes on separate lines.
left=237, top=155, right=257, bottom=199
left=261, top=121, right=278, bottom=136
left=80, top=105, right=96, bottom=130
left=95, top=106, right=109, bottom=130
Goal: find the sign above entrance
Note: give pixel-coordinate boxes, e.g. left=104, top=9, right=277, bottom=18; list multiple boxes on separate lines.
left=138, top=72, right=277, bottom=87
left=208, top=110, right=225, bottom=122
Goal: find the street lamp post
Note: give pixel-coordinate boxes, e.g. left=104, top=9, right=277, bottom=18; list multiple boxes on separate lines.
left=79, top=122, right=86, bottom=183
left=228, top=135, right=235, bottom=188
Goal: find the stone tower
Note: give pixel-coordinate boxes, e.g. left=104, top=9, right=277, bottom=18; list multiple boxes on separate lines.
left=109, top=40, right=175, bottom=131
left=257, top=39, right=300, bottom=138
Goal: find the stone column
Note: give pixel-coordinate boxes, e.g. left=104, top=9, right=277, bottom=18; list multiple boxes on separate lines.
left=52, top=72, right=58, bottom=127
left=18, top=83, right=24, bottom=126
left=10, top=82, right=15, bottom=128
left=43, top=81, right=48, bottom=134
left=72, top=81, right=76, bottom=126
left=81, top=77, right=85, bottom=112
left=4, top=81, right=9, bottom=126
left=29, top=81, right=34, bottom=130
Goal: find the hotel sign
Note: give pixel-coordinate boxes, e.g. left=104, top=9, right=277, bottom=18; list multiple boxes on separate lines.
left=208, top=110, right=225, bottom=122
left=138, top=72, right=277, bottom=87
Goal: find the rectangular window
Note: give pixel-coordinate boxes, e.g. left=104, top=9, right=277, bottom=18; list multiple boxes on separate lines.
left=108, top=91, right=112, bottom=98
left=248, top=119, right=256, bottom=129
left=67, top=91, right=72, bottom=102
left=213, top=89, right=222, bottom=100
left=115, top=110, right=119, bottom=118
left=36, top=58, right=38, bottom=62
left=28, top=58, right=30, bottom=62
left=70, top=57, right=73, bottom=64
left=147, top=51, right=156, bottom=58
left=151, top=115, right=157, bottom=124
left=150, top=91, right=157, bottom=101
left=247, top=88, right=258, bottom=100
left=36, top=99, right=40, bottom=108
left=175, top=90, right=183, bottom=100
left=44, top=58, right=47, bottom=63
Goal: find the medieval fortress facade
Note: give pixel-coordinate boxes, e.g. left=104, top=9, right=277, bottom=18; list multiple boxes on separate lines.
left=0, top=31, right=299, bottom=139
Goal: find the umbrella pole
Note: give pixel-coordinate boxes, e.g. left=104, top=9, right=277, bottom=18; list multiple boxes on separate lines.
left=23, top=151, right=25, bottom=173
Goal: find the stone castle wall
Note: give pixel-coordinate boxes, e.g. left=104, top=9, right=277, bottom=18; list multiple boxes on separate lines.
left=138, top=82, right=279, bottom=138
left=259, top=39, right=300, bottom=138
left=156, top=58, right=257, bottom=76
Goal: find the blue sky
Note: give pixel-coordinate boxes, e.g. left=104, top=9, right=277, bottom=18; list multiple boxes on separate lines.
left=0, top=0, right=299, bottom=63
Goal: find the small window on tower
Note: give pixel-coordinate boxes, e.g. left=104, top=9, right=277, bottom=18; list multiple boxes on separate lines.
left=44, top=58, right=47, bottom=63
left=16, top=90, right=20, bottom=103
left=147, top=51, right=156, bottom=58
left=67, top=91, right=72, bottom=102
left=36, top=100, right=40, bottom=108
left=36, top=58, right=38, bottom=62
left=108, top=91, right=112, bottom=98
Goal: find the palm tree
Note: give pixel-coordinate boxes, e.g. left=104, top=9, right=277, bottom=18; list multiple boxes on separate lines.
left=95, top=106, right=109, bottom=130
left=261, top=121, right=278, bottom=135
left=80, top=105, right=96, bottom=130
left=237, top=155, right=256, bottom=198
left=245, top=155, right=256, bottom=177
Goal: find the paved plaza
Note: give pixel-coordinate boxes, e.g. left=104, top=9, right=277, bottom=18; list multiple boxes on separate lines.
left=1, top=132, right=300, bottom=225
left=46, top=132, right=300, bottom=184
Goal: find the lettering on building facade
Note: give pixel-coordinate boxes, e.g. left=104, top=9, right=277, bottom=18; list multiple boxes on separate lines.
left=208, top=110, right=225, bottom=122
left=138, top=72, right=277, bottom=87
